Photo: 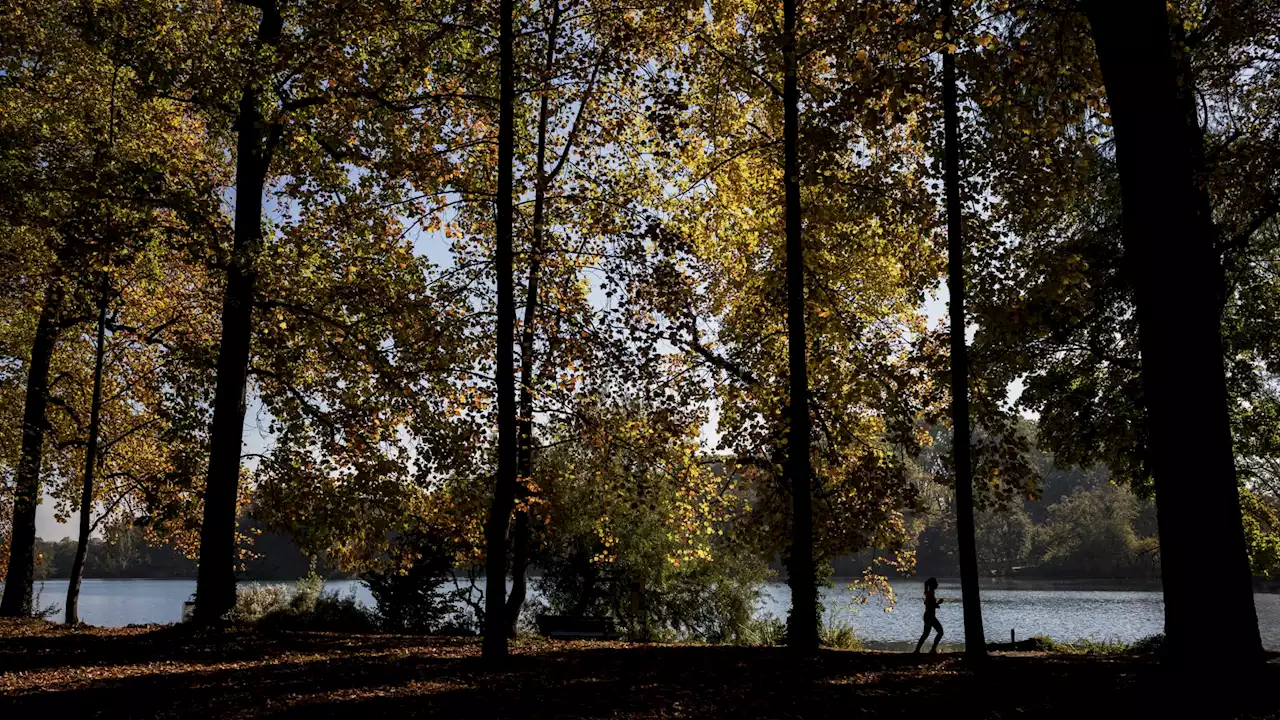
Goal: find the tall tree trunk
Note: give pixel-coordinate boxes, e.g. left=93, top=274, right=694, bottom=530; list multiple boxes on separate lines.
left=941, top=0, right=986, bottom=658
left=505, top=0, right=562, bottom=640
left=782, top=0, right=817, bottom=652
left=1168, top=22, right=1225, bottom=306
left=0, top=278, right=63, bottom=617
left=65, top=276, right=110, bottom=625
left=194, top=0, right=282, bottom=624
left=1083, top=0, right=1261, bottom=664
left=483, top=0, right=518, bottom=661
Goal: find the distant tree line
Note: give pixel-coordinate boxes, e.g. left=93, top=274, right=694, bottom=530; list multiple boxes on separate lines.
left=38, top=451, right=1269, bottom=585
left=913, top=468, right=1161, bottom=580
left=30, top=522, right=350, bottom=582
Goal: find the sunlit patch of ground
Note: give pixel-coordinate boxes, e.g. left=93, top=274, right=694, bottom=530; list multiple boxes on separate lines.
left=2, top=619, right=1277, bottom=718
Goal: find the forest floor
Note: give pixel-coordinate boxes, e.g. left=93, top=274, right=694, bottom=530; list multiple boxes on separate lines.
left=2, top=619, right=1278, bottom=718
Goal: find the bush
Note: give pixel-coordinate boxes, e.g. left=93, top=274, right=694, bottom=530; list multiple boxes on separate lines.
left=233, top=576, right=378, bottom=632
left=533, top=441, right=771, bottom=643
left=30, top=582, right=60, bottom=621
left=259, top=589, right=379, bottom=633
left=535, top=518, right=771, bottom=643
left=741, top=615, right=788, bottom=646
left=233, top=583, right=293, bottom=623
left=1127, top=633, right=1166, bottom=655
left=290, top=571, right=324, bottom=614
left=820, top=618, right=863, bottom=650
left=362, top=527, right=473, bottom=634
left=655, top=554, right=769, bottom=643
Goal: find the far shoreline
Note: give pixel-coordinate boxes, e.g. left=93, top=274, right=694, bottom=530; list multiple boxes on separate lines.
left=18, top=575, right=1279, bottom=593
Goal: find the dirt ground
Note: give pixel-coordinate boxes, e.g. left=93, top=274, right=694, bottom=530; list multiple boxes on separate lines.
left=2, top=620, right=1277, bottom=718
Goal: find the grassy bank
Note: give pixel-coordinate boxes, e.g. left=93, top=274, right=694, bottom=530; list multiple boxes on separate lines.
left=2, top=619, right=1277, bottom=718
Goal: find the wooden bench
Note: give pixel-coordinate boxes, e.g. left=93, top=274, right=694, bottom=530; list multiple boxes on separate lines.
left=535, top=614, right=623, bottom=640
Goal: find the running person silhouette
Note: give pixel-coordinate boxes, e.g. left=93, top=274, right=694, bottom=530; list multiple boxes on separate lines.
left=913, top=577, right=944, bottom=654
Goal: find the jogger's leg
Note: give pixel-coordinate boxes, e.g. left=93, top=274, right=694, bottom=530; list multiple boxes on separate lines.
left=915, top=621, right=931, bottom=653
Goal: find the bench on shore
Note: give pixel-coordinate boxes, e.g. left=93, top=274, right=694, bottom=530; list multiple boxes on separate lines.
left=535, top=614, right=623, bottom=640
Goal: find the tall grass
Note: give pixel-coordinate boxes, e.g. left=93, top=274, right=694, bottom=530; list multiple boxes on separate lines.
left=1033, top=633, right=1165, bottom=655
left=230, top=575, right=376, bottom=632
left=740, top=615, right=788, bottom=646
left=820, top=618, right=863, bottom=650
left=736, top=611, right=864, bottom=649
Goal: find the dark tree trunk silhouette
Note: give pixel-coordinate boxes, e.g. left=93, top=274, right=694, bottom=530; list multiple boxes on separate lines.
left=0, top=278, right=64, bottom=617
left=1168, top=22, right=1223, bottom=305
left=194, top=0, right=283, bottom=624
left=483, top=0, right=518, bottom=661
left=1083, top=0, right=1261, bottom=664
left=505, top=0, right=563, bottom=639
left=782, top=0, right=818, bottom=652
left=65, top=276, right=111, bottom=625
left=941, top=0, right=986, bottom=658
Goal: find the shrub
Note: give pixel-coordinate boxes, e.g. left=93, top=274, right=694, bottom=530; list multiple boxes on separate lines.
left=233, top=584, right=293, bottom=623
left=31, top=582, right=60, bottom=621
left=535, top=521, right=771, bottom=643
left=362, top=527, right=472, bottom=634
left=533, top=442, right=771, bottom=643
left=232, top=576, right=378, bottom=632
left=741, top=615, right=788, bottom=646
left=654, top=554, right=769, bottom=643
left=290, top=571, right=324, bottom=614
left=820, top=618, right=862, bottom=650
left=259, top=589, right=379, bottom=633
left=1075, top=638, right=1127, bottom=654
left=1127, top=633, right=1166, bottom=655
left=1032, top=636, right=1076, bottom=653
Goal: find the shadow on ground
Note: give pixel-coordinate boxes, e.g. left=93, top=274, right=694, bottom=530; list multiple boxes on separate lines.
left=2, top=623, right=1277, bottom=718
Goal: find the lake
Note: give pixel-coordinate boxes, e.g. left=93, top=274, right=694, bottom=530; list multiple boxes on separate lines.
left=17, top=577, right=1280, bottom=651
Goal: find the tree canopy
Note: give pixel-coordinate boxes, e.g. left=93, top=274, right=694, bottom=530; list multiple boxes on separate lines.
left=1, top=0, right=1277, bottom=666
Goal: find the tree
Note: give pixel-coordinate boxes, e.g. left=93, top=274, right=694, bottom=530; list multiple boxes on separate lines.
left=502, top=0, right=645, bottom=637
left=940, top=0, right=985, bottom=657
left=192, top=0, right=286, bottom=624
left=623, top=0, right=953, bottom=646
left=1081, top=0, right=1261, bottom=662
left=779, top=0, right=818, bottom=653
left=64, top=277, right=109, bottom=625
left=1034, top=484, right=1152, bottom=577
left=503, top=0, right=565, bottom=639
left=445, top=0, right=697, bottom=648
left=483, top=0, right=519, bottom=660
left=954, top=0, right=1279, bottom=655
left=974, top=506, right=1032, bottom=575
left=41, top=245, right=224, bottom=621
left=84, top=0, right=478, bottom=623
left=0, top=0, right=224, bottom=615
left=0, top=281, right=62, bottom=617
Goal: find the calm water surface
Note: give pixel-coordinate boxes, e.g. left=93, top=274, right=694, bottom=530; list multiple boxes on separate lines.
left=21, top=577, right=1280, bottom=651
